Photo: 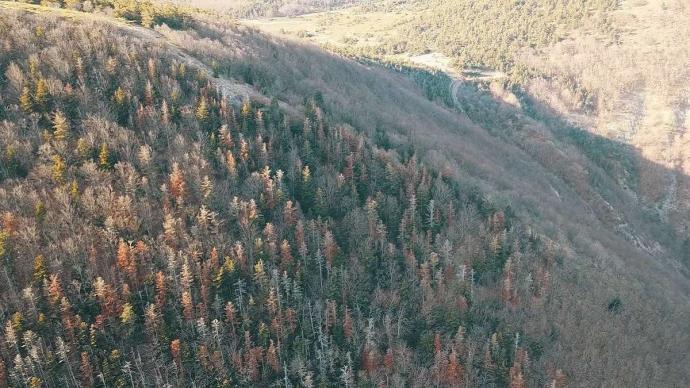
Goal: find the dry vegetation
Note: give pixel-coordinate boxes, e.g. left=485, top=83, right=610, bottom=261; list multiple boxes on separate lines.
left=0, top=1, right=689, bottom=387
left=169, top=0, right=362, bottom=18
left=522, top=0, right=690, bottom=235
left=0, top=4, right=565, bottom=387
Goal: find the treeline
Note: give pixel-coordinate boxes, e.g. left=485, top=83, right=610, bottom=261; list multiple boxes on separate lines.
left=0, top=8, right=564, bottom=387
left=187, top=0, right=364, bottom=18
left=319, top=0, right=618, bottom=84
left=10, top=0, right=193, bottom=29
left=396, top=0, right=618, bottom=82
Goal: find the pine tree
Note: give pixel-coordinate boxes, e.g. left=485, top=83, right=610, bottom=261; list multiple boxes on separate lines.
left=196, top=96, right=209, bottom=123
left=169, top=162, right=186, bottom=204
left=0, top=358, right=6, bottom=388
left=52, top=154, right=66, bottom=183
left=147, top=57, right=156, bottom=79
left=64, top=0, right=81, bottom=9
left=106, top=56, right=118, bottom=74
left=226, top=151, right=237, bottom=176
left=144, top=80, right=154, bottom=106
left=0, top=231, right=7, bottom=259
left=155, top=271, right=166, bottom=306
left=323, top=230, right=336, bottom=267
left=161, top=99, right=170, bottom=124
left=19, top=86, right=33, bottom=113
left=70, top=179, right=79, bottom=202
left=280, top=239, right=292, bottom=269
left=98, top=143, right=110, bottom=169
left=239, top=137, right=249, bottom=162
left=113, top=86, right=128, bottom=125
left=181, top=291, right=193, bottom=320
left=117, top=239, right=130, bottom=273
left=240, top=97, right=252, bottom=130
left=343, top=307, right=353, bottom=340
left=171, top=339, right=182, bottom=366
left=266, top=340, right=281, bottom=373
left=509, top=365, right=525, bottom=388
left=28, top=377, right=42, bottom=388
left=76, top=138, right=89, bottom=159
left=141, top=7, right=155, bottom=28
left=445, top=349, right=463, bottom=386
left=34, top=78, right=49, bottom=111
left=383, top=348, right=394, bottom=372
left=224, top=301, right=237, bottom=328
left=52, top=110, right=69, bottom=142
left=47, top=274, right=63, bottom=304
left=32, top=255, right=47, bottom=285
left=201, top=175, right=213, bottom=200
left=80, top=352, right=93, bottom=387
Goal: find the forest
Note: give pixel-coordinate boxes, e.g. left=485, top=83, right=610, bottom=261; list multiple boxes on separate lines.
left=0, top=4, right=564, bottom=387
left=3, top=0, right=690, bottom=387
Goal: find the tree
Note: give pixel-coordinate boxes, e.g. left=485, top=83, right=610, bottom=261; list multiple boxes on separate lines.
left=144, top=80, right=154, bottom=106
left=52, top=110, right=69, bottom=142
left=34, top=78, right=50, bottom=111
left=226, top=151, right=237, bottom=176
left=113, top=86, right=128, bottom=125
left=201, top=175, right=213, bottom=200
left=141, top=7, right=155, bottom=28
left=98, top=143, right=110, bottom=169
left=196, top=96, right=209, bottom=123
left=343, top=307, right=353, bottom=340
left=80, top=352, right=93, bottom=387
left=70, top=179, right=79, bottom=201
left=53, top=154, right=66, bottom=183
left=171, top=339, right=182, bottom=366
left=509, top=365, right=525, bottom=388
left=155, top=271, right=166, bottom=306
left=280, top=239, right=293, bottom=269
left=0, top=231, right=8, bottom=260
left=241, top=97, right=252, bottom=130
left=323, top=230, right=336, bottom=267
left=120, top=303, right=134, bottom=324
left=239, top=138, right=249, bottom=162
left=47, top=274, right=63, bottom=304
left=266, top=340, right=281, bottom=373
left=28, top=377, right=42, bottom=388
left=161, top=99, right=170, bottom=124
left=117, top=239, right=131, bottom=274
left=64, top=0, right=81, bottom=10
left=169, top=162, right=186, bottom=204
left=19, top=86, right=32, bottom=113
left=181, top=291, right=193, bottom=321
left=445, top=349, right=464, bottom=386
left=0, top=358, right=6, bottom=388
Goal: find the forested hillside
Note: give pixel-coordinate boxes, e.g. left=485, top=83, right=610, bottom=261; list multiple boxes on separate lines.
left=0, top=5, right=565, bottom=387
left=171, top=0, right=362, bottom=17
left=1, top=1, right=689, bottom=387
left=245, top=0, right=690, bottom=246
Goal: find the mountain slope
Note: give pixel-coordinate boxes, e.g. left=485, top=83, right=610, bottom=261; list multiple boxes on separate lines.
left=242, top=0, right=690, bottom=247
left=0, top=5, right=557, bottom=387
left=0, top=2, right=688, bottom=387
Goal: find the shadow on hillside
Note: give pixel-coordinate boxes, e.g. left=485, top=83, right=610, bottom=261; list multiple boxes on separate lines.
left=177, top=21, right=690, bottom=274
left=157, top=16, right=690, bottom=386
left=451, top=78, right=687, bottom=256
